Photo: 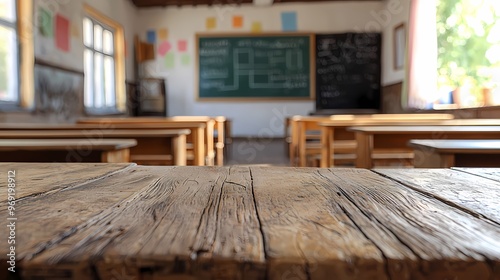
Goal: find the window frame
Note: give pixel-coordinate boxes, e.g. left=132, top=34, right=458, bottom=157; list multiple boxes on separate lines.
left=0, top=0, right=20, bottom=108
left=83, top=4, right=126, bottom=115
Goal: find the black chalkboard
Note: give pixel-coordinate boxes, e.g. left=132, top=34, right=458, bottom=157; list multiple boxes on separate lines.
left=315, top=33, right=381, bottom=110
left=197, top=34, right=314, bottom=100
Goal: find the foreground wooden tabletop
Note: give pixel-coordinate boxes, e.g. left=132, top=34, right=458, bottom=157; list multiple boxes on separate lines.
left=1, top=163, right=500, bottom=279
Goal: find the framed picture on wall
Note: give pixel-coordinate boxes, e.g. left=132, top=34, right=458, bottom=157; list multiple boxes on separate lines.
left=394, top=23, right=406, bottom=70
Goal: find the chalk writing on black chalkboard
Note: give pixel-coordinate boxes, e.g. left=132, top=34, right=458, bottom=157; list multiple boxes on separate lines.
left=315, top=33, right=381, bottom=110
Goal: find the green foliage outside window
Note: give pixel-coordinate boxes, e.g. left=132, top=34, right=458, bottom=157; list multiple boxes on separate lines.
left=436, top=0, right=500, bottom=106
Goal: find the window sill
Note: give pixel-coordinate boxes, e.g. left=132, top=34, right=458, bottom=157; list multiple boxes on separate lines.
left=0, top=103, right=31, bottom=113
left=84, top=107, right=126, bottom=116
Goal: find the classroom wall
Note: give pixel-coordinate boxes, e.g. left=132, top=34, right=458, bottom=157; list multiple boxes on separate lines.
left=34, top=0, right=137, bottom=80
left=381, top=0, right=410, bottom=86
left=0, top=0, right=137, bottom=123
left=136, top=1, right=386, bottom=137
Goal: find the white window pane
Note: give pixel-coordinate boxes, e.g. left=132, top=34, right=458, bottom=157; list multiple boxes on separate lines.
left=83, top=18, right=93, bottom=47
left=103, top=30, right=114, bottom=55
left=84, top=49, right=93, bottom=107
left=94, top=24, right=103, bottom=52
left=0, top=25, right=18, bottom=102
left=104, top=56, right=115, bottom=107
left=0, top=0, right=16, bottom=22
left=94, top=53, right=104, bottom=108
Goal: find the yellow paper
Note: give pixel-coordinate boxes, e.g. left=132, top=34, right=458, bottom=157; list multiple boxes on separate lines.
left=71, top=23, right=80, bottom=38
left=251, top=22, right=262, bottom=33
left=206, top=17, right=216, bottom=30
left=158, top=28, right=168, bottom=40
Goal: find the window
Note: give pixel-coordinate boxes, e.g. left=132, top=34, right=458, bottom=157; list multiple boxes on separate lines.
left=83, top=5, right=126, bottom=113
left=0, top=0, right=19, bottom=104
left=406, top=0, right=500, bottom=110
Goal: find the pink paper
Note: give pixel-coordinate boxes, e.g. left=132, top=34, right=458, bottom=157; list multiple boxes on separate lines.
left=55, top=14, right=70, bottom=52
left=158, top=41, right=171, bottom=56
left=178, top=40, right=187, bottom=52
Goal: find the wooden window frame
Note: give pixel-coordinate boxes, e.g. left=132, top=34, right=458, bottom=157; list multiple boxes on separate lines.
left=0, top=0, right=33, bottom=110
left=84, top=4, right=126, bottom=113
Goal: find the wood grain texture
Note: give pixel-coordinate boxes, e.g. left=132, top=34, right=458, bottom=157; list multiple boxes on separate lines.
left=0, top=165, right=168, bottom=279
left=0, top=163, right=134, bottom=202
left=453, top=168, right=500, bottom=182
left=2, top=164, right=500, bottom=279
left=375, top=168, right=500, bottom=225
left=22, top=167, right=265, bottom=279
left=316, top=168, right=500, bottom=279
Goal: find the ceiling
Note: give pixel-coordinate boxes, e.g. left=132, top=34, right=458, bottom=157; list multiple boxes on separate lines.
left=131, top=0, right=379, bottom=7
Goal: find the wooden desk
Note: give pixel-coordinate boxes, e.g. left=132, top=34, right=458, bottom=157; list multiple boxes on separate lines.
left=77, top=117, right=219, bottom=166
left=0, top=139, right=136, bottom=163
left=409, top=139, right=500, bottom=168
left=0, top=129, right=190, bottom=166
left=2, top=164, right=500, bottom=279
left=349, top=126, right=500, bottom=168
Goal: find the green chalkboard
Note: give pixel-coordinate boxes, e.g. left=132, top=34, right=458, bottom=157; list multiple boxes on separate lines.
left=196, top=34, right=314, bottom=100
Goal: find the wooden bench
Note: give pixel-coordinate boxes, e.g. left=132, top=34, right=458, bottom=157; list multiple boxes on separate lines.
left=409, top=139, right=500, bottom=168
left=349, top=125, right=500, bottom=168
left=0, top=129, right=190, bottom=166
left=0, top=139, right=137, bottom=163
left=3, top=163, right=500, bottom=279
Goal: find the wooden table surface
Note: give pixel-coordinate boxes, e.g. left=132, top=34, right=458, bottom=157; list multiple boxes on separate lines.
left=319, top=121, right=500, bottom=168
left=409, top=140, right=500, bottom=168
left=348, top=125, right=500, bottom=168
left=0, top=129, right=191, bottom=166
left=1, top=164, right=500, bottom=279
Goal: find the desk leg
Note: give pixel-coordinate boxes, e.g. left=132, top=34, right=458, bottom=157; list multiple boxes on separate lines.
left=320, top=126, right=330, bottom=168
left=216, top=120, right=225, bottom=166
left=290, top=119, right=298, bottom=166
left=101, top=149, right=130, bottom=163
left=414, top=149, right=455, bottom=168
left=206, top=120, right=215, bottom=166
left=355, top=133, right=373, bottom=169
left=299, top=122, right=307, bottom=167
left=193, top=127, right=205, bottom=166
left=173, top=134, right=187, bottom=166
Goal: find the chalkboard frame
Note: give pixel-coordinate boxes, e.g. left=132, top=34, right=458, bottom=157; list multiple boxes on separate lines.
left=196, top=33, right=315, bottom=101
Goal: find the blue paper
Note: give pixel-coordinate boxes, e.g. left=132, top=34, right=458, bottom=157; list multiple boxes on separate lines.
left=281, top=12, right=297, bottom=32
left=147, top=30, right=156, bottom=44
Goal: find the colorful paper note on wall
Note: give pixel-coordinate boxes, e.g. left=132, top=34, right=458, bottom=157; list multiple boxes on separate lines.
left=232, top=16, right=243, bottom=28
left=165, top=53, right=175, bottom=69
left=158, top=28, right=168, bottom=40
left=206, top=17, right=216, bottom=30
left=39, top=8, right=53, bottom=37
left=55, top=14, right=70, bottom=52
left=147, top=30, right=156, bottom=44
left=158, top=41, right=171, bottom=56
left=71, top=23, right=80, bottom=38
left=251, top=22, right=262, bottom=33
left=181, top=54, right=190, bottom=66
left=177, top=40, right=187, bottom=52
left=281, top=12, right=297, bottom=32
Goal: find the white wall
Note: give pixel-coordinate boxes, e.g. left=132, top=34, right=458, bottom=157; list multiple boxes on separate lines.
left=137, top=1, right=386, bottom=137
left=381, top=0, right=410, bottom=86
left=33, top=0, right=137, bottom=80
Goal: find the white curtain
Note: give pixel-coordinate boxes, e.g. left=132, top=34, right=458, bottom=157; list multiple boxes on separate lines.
left=403, top=0, right=438, bottom=109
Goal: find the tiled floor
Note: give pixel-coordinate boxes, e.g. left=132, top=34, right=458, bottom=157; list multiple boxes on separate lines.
left=225, top=138, right=289, bottom=166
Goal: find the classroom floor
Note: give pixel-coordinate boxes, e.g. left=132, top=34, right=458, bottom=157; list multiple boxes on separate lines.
left=225, top=138, right=289, bottom=166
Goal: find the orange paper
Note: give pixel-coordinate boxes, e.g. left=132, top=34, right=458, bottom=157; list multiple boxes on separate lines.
left=233, top=16, right=243, bottom=28
left=206, top=17, right=216, bottom=30
left=158, top=28, right=168, bottom=40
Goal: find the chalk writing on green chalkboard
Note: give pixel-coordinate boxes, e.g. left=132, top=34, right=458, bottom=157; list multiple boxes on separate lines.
left=197, top=35, right=312, bottom=99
